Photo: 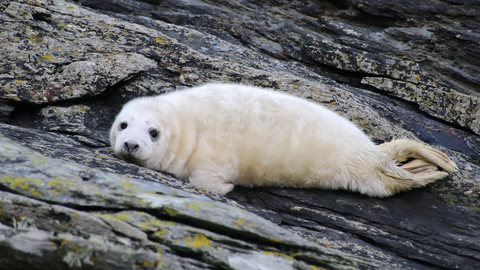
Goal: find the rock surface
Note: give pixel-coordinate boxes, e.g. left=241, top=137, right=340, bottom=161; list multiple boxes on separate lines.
left=1, top=0, right=480, bottom=269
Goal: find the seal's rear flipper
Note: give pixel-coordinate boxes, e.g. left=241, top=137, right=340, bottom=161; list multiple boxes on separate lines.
left=371, top=139, right=458, bottom=197
left=378, top=139, right=458, bottom=173
left=400, top=159, right=438, bottom=174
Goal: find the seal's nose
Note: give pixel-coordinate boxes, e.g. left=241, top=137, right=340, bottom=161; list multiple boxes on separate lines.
left=123, top=141, right=139, bottom=153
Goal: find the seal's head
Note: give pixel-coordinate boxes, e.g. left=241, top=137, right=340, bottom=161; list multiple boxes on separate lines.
left=109, top=97, right=163, bottom=166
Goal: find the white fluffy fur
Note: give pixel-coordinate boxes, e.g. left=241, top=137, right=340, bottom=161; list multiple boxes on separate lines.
left=110, top=83, right=458, bottom=197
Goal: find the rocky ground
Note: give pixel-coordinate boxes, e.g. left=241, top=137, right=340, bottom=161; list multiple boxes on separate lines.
left=1, top=0, right=480, bottom=269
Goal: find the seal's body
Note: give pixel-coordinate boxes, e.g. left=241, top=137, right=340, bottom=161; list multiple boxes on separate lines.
left=110, top=83, right=458, bottom=196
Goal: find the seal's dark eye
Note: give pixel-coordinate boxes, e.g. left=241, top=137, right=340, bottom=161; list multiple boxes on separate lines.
left=149, top=128, right=159, bottom=140
left=119, top=122, right=128, bottom=130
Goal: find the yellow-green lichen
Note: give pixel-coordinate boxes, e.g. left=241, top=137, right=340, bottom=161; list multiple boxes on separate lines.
left=47, top=179, right=83, bottom=195
left=262, top=251, right=295, bottom=261
left=154, top=228, right=171, bottom=238
left=186, top=204, right=201, bottom=211
left=120, top=182, right=136, bottom=189
left=97, top=212, right=131, bottom=222
left=134, top=198, right=150, bottom=207
left=29, top=34, right=45, bottom=43
left=56, top=22, right=68, bottom=31
left=309, top=265, right=328, bottom=270
left=138, top=219, right=163, bottom=230
left=182, top=234, right=212, bottom=248
left=136, top=261, right=153, bottom=268
left=138, top=218, right=179, bottom=232
left=2, top=177, right=43, bottom=198
left=30, top=190, right=43, bottom=198
left=27, top=158, right=48, bottom=166
left=40, top=54, right=53, bottom=60
left=163, top=207, right=178, bottom=217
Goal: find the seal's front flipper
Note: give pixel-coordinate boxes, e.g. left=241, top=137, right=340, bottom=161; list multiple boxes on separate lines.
left=188, top=169, right=235, bottom=195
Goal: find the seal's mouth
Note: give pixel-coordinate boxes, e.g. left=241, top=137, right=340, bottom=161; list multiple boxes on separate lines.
left=118, top=153, right=144, bottom=165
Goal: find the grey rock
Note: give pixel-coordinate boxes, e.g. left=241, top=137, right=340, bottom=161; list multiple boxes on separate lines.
left=1, top=1, right=157, bottom=104
left=0, top=133, right=390, bottom=269
left=362, top=76, right=480, bottom=135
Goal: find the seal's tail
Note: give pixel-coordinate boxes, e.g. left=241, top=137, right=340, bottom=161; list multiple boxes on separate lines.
left=375, top=139, right=458, bottom=196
